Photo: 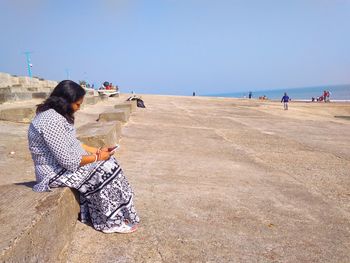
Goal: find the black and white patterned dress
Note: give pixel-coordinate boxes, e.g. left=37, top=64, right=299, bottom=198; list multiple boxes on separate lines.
left=28, top=109, right=139, bottom=231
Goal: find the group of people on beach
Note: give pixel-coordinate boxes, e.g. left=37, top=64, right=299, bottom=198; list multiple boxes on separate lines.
left=99, top=81, right=118, bottom=91
left=247, top=91, right=291, bottom=110
left=311, top=90, right=331, bottom=102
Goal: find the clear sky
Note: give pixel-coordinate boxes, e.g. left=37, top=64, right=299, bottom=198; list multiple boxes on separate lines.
left=0, top=0, right=349, bottom=95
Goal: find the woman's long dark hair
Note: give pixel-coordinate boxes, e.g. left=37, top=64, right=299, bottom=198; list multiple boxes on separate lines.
left=36, top=80, right=86, bottom=124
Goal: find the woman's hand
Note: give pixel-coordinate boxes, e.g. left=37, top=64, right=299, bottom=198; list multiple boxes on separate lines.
left=80, top=150, right=113, bottom=166
left=97, top=150, right=113, bottom=161
left=100, top=147, right=110, bottom=152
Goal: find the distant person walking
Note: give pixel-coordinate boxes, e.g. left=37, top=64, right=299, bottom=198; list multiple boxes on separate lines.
left=248, top=91, right=252, bottom=99
left=281, top=92, right=290, bottom=110
left=323, top=90, right=328, bottom=103
left=326, top=90, right=330, bottom=102
left=193, top=91, right=196, bottom=96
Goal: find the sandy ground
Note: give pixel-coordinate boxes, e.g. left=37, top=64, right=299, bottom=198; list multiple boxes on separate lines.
left=66, top=95, right=350, bottom=263
left=1, top=96, right=349, bottom=262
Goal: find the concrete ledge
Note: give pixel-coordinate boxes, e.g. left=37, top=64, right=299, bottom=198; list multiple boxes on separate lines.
left=0, top=107, right=36, bottom=123
left=32, top=92, right=49, bottom=99
left=0, top=94, right=6, bottom=104
left=114, top=101, right=137, bottom=113
left=0, top=186, right=79, bottom=262
left=97, top=109, right=130, bottom=123
left=2, top=92, right=33, bottom=103
left=84, top=96, right=99, bottom=105
left=77, top=121, right=122, bottom=148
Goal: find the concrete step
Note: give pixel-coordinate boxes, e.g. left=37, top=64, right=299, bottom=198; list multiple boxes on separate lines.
left=77, top=121, right=122, bottom=148
left=0, top=106, right=36, bottom=123
left=0, top=92, right=48, bottom=104
left=114, top=100, right=137, bottom=113
left=0, top=92, right=33, bottom=104
left=97, top=109, right=130, bottom=123
left=83, top=96, right=99, bottom=105
left=32, top=92, right=49, bottom=99
left=0, top=184, right=80, bottom=262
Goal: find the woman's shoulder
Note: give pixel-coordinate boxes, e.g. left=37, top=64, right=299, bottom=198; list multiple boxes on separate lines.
left=38, top=109, right=65, bottom=120
left=32, top=109, right=67, bottom=128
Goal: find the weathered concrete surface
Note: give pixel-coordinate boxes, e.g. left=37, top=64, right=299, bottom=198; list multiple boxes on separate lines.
left=0, top=187, right=79, bottom=263
left=0, top=72, right=57, bottom=89
left=67, top=96, right=350, bottom=262
left=97, top=109, right=130, bottom=123
left=84, top=96, right=99, bottom=105
left=0, top=72, right=56, bottom=103
left=0, top=106, right=36, bottom=123
left=126, top=100, right=137, bottom=112
left=77, top=121, right=122, bottom=148
left=31, top=92, right=49, bottom=99
left=0, top=121, right=79, bottom=263
left=114, top=101, right=136, bottom=113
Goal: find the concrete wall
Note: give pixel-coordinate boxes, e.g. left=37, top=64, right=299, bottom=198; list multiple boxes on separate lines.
left=0, top=72, right=57, bottom=103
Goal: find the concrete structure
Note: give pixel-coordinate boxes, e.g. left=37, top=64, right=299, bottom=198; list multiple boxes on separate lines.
left=0, top=72, right=57, bottom=104
left=0, top=187, right=79, bottom=262
left=114, top=101, right=137, bottom=113
left=77, top=121, right=122, bottom=148
left=83, top=96, right=99, bottom=105
left=97, top=109, right=130, bottom=123
left=0, top=106, right=36, bottom=123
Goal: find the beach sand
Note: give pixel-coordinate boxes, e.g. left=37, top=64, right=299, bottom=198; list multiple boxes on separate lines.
left=66, top=95, right=350, bottom=262
left=1, top=95, right=349, bottom=262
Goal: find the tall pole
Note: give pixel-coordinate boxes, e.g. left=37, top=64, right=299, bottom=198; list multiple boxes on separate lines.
left=24, top=51, right=33, bottom=77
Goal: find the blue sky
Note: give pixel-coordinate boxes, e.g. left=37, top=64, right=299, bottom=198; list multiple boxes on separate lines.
left=0, top=0, right=349, bottom=95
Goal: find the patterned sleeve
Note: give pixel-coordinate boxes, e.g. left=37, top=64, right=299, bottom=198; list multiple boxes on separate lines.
left=40, top=115, right=83, bottom=172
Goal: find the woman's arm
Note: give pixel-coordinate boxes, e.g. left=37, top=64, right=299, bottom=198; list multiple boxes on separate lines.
left=82, top=144, right=99, bottom=154
left=81, top=144, right=110, bottom=154
left=79, top=151, right=113, bottom=166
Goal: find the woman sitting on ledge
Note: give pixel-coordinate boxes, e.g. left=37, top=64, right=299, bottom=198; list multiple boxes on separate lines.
left=28, top=80, right=139, bottom=234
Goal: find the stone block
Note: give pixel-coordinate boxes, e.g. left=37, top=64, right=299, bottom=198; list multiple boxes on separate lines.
left=0, top=72, right=12, bottom=88
left=2, top=92, right=33, bottom=102
left=18, top=76, right=40, bottom=87
left=32, top=92, right=49, bottom=99
left=8, top=86, right=28, bottom=93
left=44, top=80, right=58, bottom=88
left=27, top=87, right=39, bottom=92
left=114, top=101, right=137, bottom=112
left=0, top=186, right=79, bottom=262
left=77, top=121, right=122, bottom=148
left=17, top=76, right=31, bottom=86
left=0, top=87, right=12, bottom=94
left=10, top=76, right=20, bottom=86
left=84, top=96, right=99, bottom=105
left=0, top=94, right=5, bottom=104
left=37, top=87, right=53, bottom=93
left=0, top=107, right=36, bottom=123
left=97, top=109, right=130, bottom=123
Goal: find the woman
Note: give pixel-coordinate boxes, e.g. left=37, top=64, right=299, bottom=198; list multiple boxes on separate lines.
left=28, top=80, right=139, bottom=233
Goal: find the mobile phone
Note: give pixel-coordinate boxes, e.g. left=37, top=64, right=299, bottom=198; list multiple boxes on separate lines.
left=108, top=144, right=120, bottom=153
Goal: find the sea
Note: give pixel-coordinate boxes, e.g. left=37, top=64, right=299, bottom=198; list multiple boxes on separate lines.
left=206, top=84, right=350, bottom=101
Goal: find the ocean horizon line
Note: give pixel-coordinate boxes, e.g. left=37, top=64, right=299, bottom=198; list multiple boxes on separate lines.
left=204, top=84, right=350, bottom=100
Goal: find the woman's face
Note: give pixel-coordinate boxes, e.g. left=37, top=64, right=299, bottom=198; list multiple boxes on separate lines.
left=71, top=97, right=84, bottom=112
